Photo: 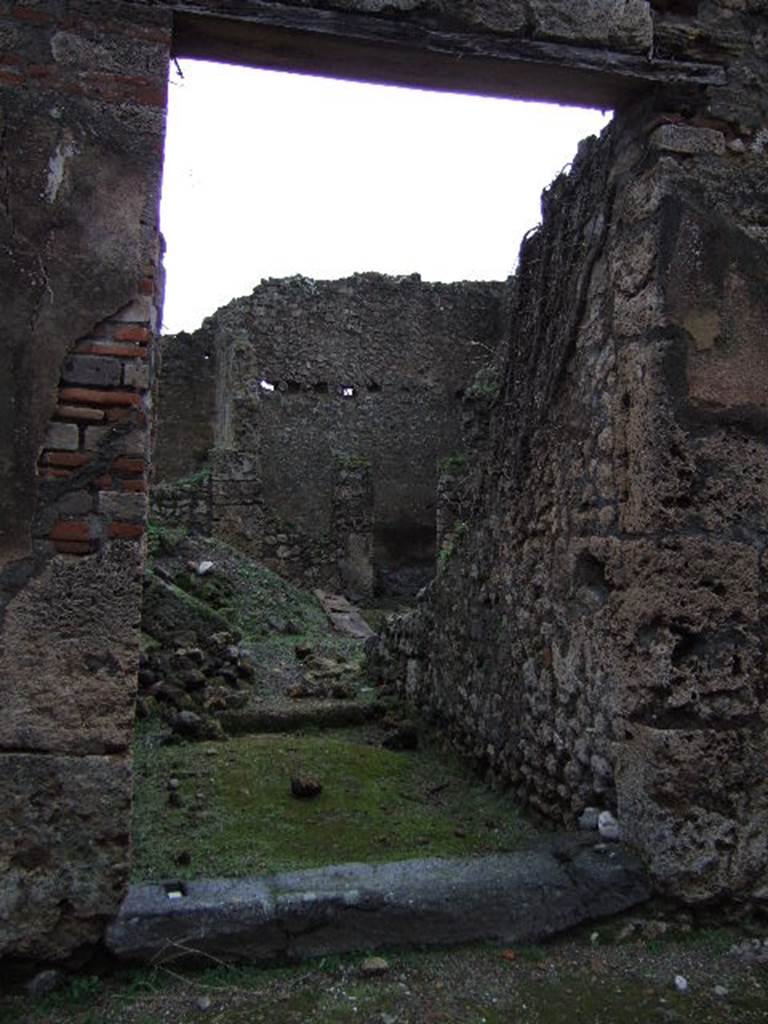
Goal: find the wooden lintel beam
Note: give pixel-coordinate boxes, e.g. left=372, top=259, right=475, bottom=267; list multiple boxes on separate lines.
left=170, top=3, right=725, bottom=110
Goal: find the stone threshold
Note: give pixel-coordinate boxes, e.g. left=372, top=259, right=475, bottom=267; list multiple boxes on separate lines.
left=219, top=698, right=384, bottom=736
left=107, top=836, right=650, bottom=966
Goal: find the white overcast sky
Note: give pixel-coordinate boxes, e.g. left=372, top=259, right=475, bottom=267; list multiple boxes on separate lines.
left=159, top=59, right=611, bottom=335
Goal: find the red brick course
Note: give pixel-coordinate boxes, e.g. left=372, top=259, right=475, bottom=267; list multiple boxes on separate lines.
left=51, top=520, right=91, bottom=543
left=59, top=387, right=141, bottom=408
left=42, top=452, right=94, bottom=468
left=109, top=523, right=143, bottom=540
left=76, top=343, right=148, bottom=360
left=106, top=407, right=147, bottom=426
left=112, top=325, right=152, bottom=344
left=55, top=404, right=106, bottom=423
left=11, top=7, right=55, bottom=24
left=53, top=540, right=94, bottom=555
left=111, top=457, right=146, bottom=476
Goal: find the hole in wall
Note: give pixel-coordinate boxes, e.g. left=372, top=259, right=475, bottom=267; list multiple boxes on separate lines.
left=670, top=627, right=702, bottom=664
left=572, top=549, right=610, bottom=608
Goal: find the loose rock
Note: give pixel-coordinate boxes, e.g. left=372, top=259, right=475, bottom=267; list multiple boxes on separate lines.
left=729, top=938, right=768, bottom=963
left=26, top=970, right=65, bottom=998
left=290, top=774, right=323, bottom=799
left=578, top=807, right=599, bottom=831
left=597, top=810, right=620, bottom=842
left=361, top=956, right=390, bottom=977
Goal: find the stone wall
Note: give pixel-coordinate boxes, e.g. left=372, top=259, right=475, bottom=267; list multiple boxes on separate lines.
left=153, top=321, right=217, bottom=482
left=1, top=0, right=767, bottom=964
left=372, top=34, right=768, bottom=906
left=0, top=1, right=171, bottom=960
left=150, top=469, right=213, bottom=537
left=155, top=274, right=503, bottom=594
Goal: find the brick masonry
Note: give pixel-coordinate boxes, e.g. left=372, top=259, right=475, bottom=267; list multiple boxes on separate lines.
left=35, top=269, right=161, bottom=556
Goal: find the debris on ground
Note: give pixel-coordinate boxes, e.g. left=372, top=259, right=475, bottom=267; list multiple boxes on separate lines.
left=290, top=773, right=324, bottom=799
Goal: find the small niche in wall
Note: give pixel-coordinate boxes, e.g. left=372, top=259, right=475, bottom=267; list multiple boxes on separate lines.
left=367, top=381, right=381, bottom=393
left=259, top=379, right=276, bottom=393
left=313, top=382, right=329, bottom=395
left=341, top=386, right=355, bottom=398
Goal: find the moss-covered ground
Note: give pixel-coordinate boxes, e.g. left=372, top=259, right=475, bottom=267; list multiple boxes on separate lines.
left=131, top=726, right=539, bottom=881
left=4, top=926, right=768, bottom=1024
left=135, top=529, right=542, bottom=880
left=32, top=530, right=743, bottom=1023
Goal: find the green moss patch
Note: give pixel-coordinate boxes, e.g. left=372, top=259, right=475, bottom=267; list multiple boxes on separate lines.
left=131, top=731, right=537, bottom=882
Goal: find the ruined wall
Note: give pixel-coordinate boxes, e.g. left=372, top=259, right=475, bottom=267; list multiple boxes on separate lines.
left=373, top=2, right=768, bottom=906
left=153, top=324, right=217, bottom=481
left=0, top=3, right=170, bottom=959
left=155, top=274, right=502, bottom=593
left=1, top=0, right=767, bottom=966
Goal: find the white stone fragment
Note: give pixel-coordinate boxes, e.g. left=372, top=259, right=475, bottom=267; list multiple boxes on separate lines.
left=578, top=806, right=600, bottom=831
left=674, top=975, right=689, bottom=993
left=598, top=810, right=621, bottom=841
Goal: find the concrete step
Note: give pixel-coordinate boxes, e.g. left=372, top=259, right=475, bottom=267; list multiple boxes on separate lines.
left=107, top=836, right=650, bottom=966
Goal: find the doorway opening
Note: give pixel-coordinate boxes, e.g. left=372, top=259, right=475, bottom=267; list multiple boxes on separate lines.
left=134, top=55, right=612, bottom=885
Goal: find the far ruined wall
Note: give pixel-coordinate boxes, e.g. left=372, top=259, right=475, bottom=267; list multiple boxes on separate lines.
left=155, top=274, right=503, bottom=591
left=153, top=327, right=218, bottom=482
left=374, top=3, right=768, bottom=906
